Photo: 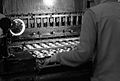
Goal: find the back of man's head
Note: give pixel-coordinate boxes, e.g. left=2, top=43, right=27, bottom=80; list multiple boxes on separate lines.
left=0, top=17, right=11, bottom=34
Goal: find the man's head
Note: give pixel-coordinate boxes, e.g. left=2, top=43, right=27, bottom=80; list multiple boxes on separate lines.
left=0, top=17, right=11, bottom=34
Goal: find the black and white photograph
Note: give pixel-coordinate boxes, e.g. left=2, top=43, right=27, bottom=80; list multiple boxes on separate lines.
left=0, top=0, right=120, bottom=81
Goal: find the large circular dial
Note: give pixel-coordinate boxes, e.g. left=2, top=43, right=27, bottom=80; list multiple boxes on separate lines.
left=10, top=19, right=25, bottom=36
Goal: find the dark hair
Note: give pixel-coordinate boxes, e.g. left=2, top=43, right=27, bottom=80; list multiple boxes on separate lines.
left=0, top=17, right=11, bottom=34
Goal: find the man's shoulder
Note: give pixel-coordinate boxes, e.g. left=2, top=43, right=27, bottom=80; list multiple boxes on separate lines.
left=0, top=14, right=5, bottom=19
left=89, top=2, right=113, bottom=16
left=90, top=3, right=109, bottom=12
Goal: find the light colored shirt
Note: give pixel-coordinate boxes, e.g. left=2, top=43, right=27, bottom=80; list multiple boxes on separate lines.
left=56, top=2, right=120, bottom=81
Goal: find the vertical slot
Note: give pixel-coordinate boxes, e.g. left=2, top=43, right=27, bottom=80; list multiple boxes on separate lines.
left=55, top=17, right=60, bottom=26
left=78, top=16, right=81, bottom=25
left=23, top=18, right=28, bottom=28
left=61, top=16, right=65, bottom=26
left=30, top=18, right=35, bottom=28
left=73, top=16, right=77, bottom=26
left=43, top=17, right=48, bottom=27
left=67, top=16, right=71, bottom=26
left=36, top=18, right=41, bottom=28
left=49, top=17, right=54, bottom=27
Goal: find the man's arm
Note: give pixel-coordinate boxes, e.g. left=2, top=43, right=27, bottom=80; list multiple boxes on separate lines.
left=46, top=9, right=97, bottom=67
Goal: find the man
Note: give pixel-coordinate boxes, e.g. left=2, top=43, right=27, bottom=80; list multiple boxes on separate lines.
left=0, top=14, right=11, bottom=58
left=45, top=0, right=120, bottom=81
left=0, top=14, right=5, bottom=36
left=0, top=14, right=6, bottom=58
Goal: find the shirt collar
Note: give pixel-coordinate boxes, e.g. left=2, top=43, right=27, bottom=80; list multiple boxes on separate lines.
left=100, top=0, right=117, bottom=3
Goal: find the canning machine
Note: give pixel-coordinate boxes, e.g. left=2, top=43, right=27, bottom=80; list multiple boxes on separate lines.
left=0, top=0, right=93, bottom=81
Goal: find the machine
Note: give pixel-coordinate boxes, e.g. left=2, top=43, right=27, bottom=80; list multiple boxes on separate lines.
left=0, top=0, right=94, bottom=81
